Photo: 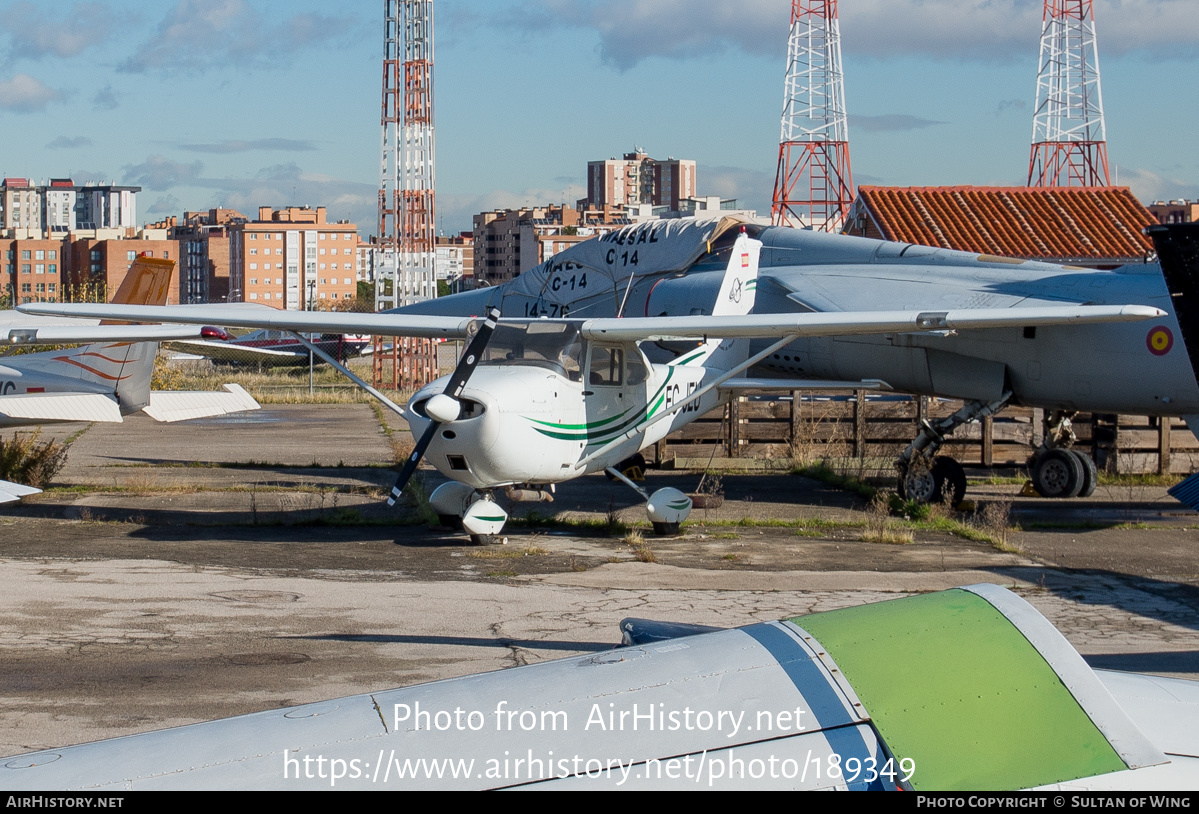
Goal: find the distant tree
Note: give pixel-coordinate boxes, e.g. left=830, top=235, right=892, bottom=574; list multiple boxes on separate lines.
left=562, top=225, right=578, bottom=236
left=437, top=280, right=451, bottom=298
left=357, top=280, right=375, bottom=303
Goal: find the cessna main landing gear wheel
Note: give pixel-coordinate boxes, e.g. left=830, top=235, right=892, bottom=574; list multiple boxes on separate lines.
left=1031, top=448, right=1084, bottom=498
left=898, top=456, right=967, bottom=507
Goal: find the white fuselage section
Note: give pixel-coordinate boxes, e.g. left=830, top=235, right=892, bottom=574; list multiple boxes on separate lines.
left=406, top=355, right=719, bottom=490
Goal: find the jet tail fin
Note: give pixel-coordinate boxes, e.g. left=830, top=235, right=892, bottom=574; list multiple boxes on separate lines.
left=1147, top=223, right=1199, bottom=391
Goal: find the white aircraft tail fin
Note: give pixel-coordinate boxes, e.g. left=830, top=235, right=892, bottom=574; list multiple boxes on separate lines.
left=710, top=229, right=760, bottom=317
left=60, top=255, right=177, bottom=413
left=677, top=230, right=762, bottom=371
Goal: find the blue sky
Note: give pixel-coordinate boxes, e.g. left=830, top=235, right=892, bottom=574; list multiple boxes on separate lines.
left=0, top=0, right=1196, bottom=236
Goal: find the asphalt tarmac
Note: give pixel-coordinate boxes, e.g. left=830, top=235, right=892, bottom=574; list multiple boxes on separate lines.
left=1, top=405, right=1198, bottom=757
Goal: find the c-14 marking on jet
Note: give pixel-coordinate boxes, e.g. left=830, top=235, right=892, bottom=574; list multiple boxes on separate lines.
left=21, top=227, right=1163, bottom=541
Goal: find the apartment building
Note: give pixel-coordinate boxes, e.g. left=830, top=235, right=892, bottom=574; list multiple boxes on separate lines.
left=229, top=206, right=359, bottom=309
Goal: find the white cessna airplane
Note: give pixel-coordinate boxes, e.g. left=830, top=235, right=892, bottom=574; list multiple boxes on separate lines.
left=22, top=231, right=1162, bottom=541
left=1, top=256, right=259, bottom=503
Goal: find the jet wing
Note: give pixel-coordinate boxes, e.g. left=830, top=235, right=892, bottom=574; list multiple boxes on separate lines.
left=18, top=303, right=1164, bottom=343
left=575, top=304, right=1163, bottom=342
left=0, top=392, right=123, bottom=423
left=143, top=384, right=261, bottom=423
left=0, top=479, right=40, bottom=504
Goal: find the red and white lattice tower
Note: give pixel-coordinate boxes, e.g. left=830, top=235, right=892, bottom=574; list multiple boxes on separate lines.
left=375, top=0, right=437, bottom=389
left=1027, top=0, right=1110, bottom=187
left=771, top=0, right=854, bottom=232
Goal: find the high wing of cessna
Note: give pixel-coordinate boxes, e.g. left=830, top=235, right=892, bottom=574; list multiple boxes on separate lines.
left=0, top=256, right=260, bottom=504
left=20, top=229, right=1162, bottom=541
left=3, top=584, right=1197, bottom=790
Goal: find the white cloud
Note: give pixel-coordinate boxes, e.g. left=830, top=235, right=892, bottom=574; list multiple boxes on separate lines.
left=93, top=85, right=117, bottom=111
left=122, top=155, right=203, bottom=190
left=1118, top=166, right=1199, bottom=204
left=119, top=0, right=357, bottom=74
left=180, top=139, right=318, bottom=154
left=47, top=135, right=93, bottom=149
left=849, top=114, right=947, bottom=133
left=0, top=2, right=113, bottom=61
left=0, top=73, right=62, bottom=112
left=509, top=0, right=1199, bottom=68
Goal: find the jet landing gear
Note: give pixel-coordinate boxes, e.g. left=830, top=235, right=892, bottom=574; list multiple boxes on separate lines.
left=1028, top=411, right=1097, bottom=499
left=605, top=466, right=693, bottom=536
left=897, top=392, right=1013, bottom=506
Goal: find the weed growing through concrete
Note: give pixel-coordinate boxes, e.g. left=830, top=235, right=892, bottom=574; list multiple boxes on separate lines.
left=0, top=431, right=68, bottom=488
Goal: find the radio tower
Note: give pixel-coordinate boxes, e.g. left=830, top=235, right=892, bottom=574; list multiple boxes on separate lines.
left=375, top=0, right=437, bottom=389
left=771, top=0, right=854, bottom=232
left=1027, top=0, right=1110, bottom=187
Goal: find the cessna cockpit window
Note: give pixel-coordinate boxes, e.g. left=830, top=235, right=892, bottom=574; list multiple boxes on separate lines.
left=588, top=346, right=623, bottom=386
left=480, top=322, right=583, bottom=380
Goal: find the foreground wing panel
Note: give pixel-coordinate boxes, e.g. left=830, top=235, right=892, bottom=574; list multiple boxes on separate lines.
left=0, top=585, right=1182, bottom=791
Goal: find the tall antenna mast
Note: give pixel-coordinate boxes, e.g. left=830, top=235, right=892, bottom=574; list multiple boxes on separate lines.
left=1027, top=0, right=1110, bottom=186
left=376, top=0, right=436, bottom=388
left=771, top=0, right=854, bottom=232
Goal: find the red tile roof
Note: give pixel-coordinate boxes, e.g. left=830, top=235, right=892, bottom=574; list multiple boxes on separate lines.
left=853, top=186, right=1155, bottom=263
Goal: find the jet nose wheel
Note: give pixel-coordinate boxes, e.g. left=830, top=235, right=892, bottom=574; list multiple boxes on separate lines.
left=898, top=456, right=967, bottom=507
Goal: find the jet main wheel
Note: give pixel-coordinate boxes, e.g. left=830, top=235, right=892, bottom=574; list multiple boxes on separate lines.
left=469, top=533, right=502, bottom=546
left=1071, top=449, right=1098, bottom=498
left=898, top=456, right=967, bottom=506
left=652, top=521, right=680, bottom=536
left=1032, top=448, right=1085, bottom=498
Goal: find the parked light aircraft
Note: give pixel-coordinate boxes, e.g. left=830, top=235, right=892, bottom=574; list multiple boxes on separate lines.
left=390, top=217, right=1199, bottom=506
left=166, top=326, right=369, bottom=367
left=2, top=584, right=1196, bottom=790
left=21, top=229, right=1161, bottom=540
left=0, top=256, right=260, bottom=503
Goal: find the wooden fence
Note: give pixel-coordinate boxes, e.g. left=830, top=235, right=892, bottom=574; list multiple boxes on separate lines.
left=654, top=391, right=1199, bottom=475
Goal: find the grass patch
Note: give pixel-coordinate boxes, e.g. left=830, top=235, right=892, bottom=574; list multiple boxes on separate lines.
left=792, top=461, right=877, bottom=499
left=1097, top=473, right=1184, bottom=488
left=624, top=530, right=658, bottom=563
left=469, top=546, right=548, bottom=559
